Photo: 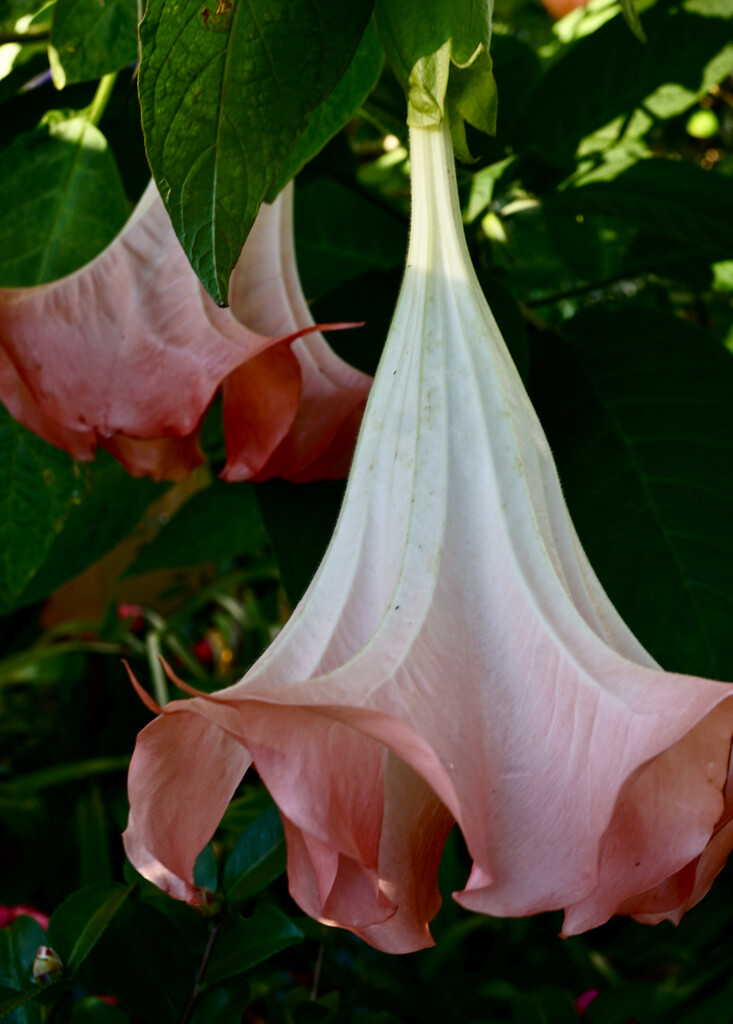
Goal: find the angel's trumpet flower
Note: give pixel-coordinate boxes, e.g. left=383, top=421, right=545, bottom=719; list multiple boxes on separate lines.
left=124, top=122, right=733, bottom=954
left=0, top=182, right=369, bottom=481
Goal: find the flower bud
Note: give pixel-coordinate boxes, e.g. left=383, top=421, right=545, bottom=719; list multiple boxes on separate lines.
left=32, top=946, right=63, bottom=984
left=194, top=888, right=223, bottom=918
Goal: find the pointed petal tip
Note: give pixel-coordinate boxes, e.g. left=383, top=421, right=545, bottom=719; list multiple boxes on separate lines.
left=122, top=660, right=162, bottom=716
left=158, top=656, right=210, bottom=699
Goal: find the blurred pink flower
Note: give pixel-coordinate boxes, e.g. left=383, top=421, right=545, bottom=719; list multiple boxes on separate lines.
left=574, top=989, right=600, bottom=1016
left=0, top=904, right=50, bottom=930
left=0, top=182, right=369, bottom=482
left=124, top=122, right=733, bottom=953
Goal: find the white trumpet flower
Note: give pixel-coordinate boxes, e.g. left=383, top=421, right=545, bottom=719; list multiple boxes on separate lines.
left=125, top=122, right=733, bottom=954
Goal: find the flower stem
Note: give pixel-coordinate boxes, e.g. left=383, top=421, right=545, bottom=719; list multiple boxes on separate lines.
left=85, top=72, right=117, bottom=127
left=179, top=922, right=221, bottom=1024
left=146, top=631, right=169, bottom=707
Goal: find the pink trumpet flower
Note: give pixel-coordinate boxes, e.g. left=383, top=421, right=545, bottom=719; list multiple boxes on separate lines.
left=124, top=122, right=733, bottom=954
left=0, top=181, right=369, bottom=481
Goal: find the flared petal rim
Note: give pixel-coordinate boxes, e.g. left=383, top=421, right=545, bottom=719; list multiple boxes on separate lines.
left=125, top=123, right=733, bottom=951
left=0, top=180, right=370, bottom=483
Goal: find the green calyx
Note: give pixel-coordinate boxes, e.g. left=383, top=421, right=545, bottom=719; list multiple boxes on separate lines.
left=374, top=0, right=498, bottom=160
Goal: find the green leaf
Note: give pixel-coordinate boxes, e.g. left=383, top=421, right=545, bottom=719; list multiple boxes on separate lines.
left=1, top=757, right=130, bottom=794
left=47, top=883, right=131, bottom=976
left=374, top=0, right=493, bottom=133
left=531, top=306, right=733, bottom=679
left=295, top=177, right=407, bottom=302
left=511, top=990, right=578, bottom=1024
left=15, top=453, right=166, bottom=611
left=0, top=918, right=45, bottom=1019
left=0, top=0, right=49, bottom=30
left=0, top=986, right=49, bottom=1024
left=194, top=844, right=219, bottom=892
left=138, top=0, right=375, bottom=304
left=76, top=901, right=193, bottom=1024
left=257, top=480, right=344, bottom=605
left=0, top=115, right=130, bottom=287
left=619, top=0, right=647, bottom=41
left=514, top=0, right=733, bottom=165
left=203, top=905, right=303, bottom=986
left=187, top=979, right=251, bottom=1024
left=69, top=996, right=130, bottom=1024
left=309, top=266, right=399, bottom=376
left=126, top=479, right=266, bottom=577
left=374, top=0, right=491, bottom=86
left=266, top=21, right=385, bottom=200
left=0, top=405, right=81, bottom=607
left=550, top=159, right=733, bottom=259
left=76, top=786, right=113, bottom=887
left=49, top=0, right=138, bottom=88
left=222, top=805, right=286, bottom=907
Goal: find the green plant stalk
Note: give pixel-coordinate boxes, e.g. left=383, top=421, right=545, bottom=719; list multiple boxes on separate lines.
left=85, top=72, right=117, bottom=127
left=146, top=631, right=169, bottom=707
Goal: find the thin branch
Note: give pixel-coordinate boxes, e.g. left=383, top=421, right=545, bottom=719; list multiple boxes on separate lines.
left=180, top=922, right=222, bottom=1024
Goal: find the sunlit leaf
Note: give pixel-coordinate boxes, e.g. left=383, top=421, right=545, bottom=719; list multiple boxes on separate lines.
left=0, top=115, right=130, bottom=287
left=49, top=0, right=138, bottom=87
left=552, top=158, right=733, bottom=259
left=266, top=20, right=385, bottom=199
left=138, top=0, right=375, bottom=303
left=515, top=0, right=733, bottom=164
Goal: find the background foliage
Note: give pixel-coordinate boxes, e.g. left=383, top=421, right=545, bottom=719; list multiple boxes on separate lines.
left=1, top=0, right=733, bottom=1018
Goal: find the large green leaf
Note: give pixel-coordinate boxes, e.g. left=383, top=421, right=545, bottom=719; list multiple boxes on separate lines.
left=69, top=997, right=131, bottom=1024
left=187, top=980, right=251, bottom=1024
left=49, top=0, right=139, bottom=87
left=0, top=405, right=80, bottom=607
left=13, top=453, right=165, bottom=611
left=295, top=177, right=407, bottom=302
left=222, top=804, right=286, bottom=907
left=202, top=905, right=303, bottom=986
left=77, top=901, right=193, bottom=1024
left=0, top=917, right=45, bottom=1024
left=0, top=0, right=49, bottom=30
left=550, top=159, right=733, bottom=260
left=257, top=480, right=344, bottom=605
left=47, top=883, right=131, bottom=976
left=125, top=479, right=266, bottom=577
left=138, top=0, right=375, bottom=304
left=514, top=0, right=733, bottom=165
left=266, top=21, right=385, bottom=200
left=531, top=306, right=733, bottom=680
left=0, top=115, right=130, bottom=287
left=75, top=786, right=114, bottom=887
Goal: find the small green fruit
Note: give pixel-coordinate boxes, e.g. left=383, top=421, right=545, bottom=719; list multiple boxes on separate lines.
left=686, top=109, right=719, bottom=139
